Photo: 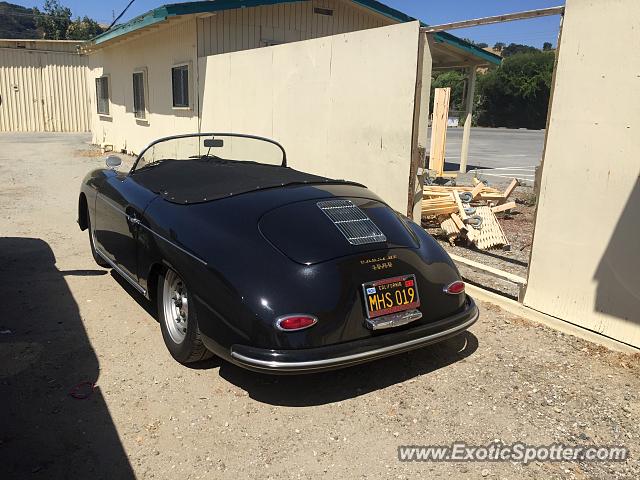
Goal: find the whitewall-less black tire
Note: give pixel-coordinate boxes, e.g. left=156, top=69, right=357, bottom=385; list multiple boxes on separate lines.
left=157, top=268, right=212, bottom=364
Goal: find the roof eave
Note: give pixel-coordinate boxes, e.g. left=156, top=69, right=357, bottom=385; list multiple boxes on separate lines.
left=91, top=8, right=170, bottom=46
left=88, top=0, right=502, bottom=65
left=350, top=0, right=415, bottom=23
left=433, top=31, right=502, bottom=66
left=90, top=0, right=302, bottom=46
left=352, top=0, right=501, bottom=66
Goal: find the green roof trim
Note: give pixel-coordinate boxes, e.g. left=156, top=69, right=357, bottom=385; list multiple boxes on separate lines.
left=93, top=11, right=166, bottom=44
left=350, top=0, right=501, bottom=65
left=350, top=0, right=415, bottom=23
left=433, top=31, right=502, bottom=66
left=92, top=0, right=502, bottom=65
left=93, top=1, right=303, bottom=45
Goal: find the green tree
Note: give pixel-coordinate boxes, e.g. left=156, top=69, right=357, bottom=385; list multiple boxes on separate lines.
left=493, top=42, right=506, bottom=52
left=33, top=0, right=71, bottom=40
left=430, top=70, right=466, bottom=113
left=461, top=37, right=488, bottom=49
left=543, top=42, right=553, bottom=51
left=33, top=0, right=104, bottom=40
left=501, top=43, right=539, bottom=57
left=475, top=50, right=555, bottom=129
left=67, top=16, right=104, bottom=39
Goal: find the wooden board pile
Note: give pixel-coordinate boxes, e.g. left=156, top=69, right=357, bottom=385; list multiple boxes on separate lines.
left=422, top=179, right=519, bottom=250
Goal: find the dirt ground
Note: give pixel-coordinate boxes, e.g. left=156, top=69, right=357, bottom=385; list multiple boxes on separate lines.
left=1, top=133, right=639, bottom=480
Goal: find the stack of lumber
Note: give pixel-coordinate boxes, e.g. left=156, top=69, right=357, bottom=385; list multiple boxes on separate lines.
left=421, top=179, right=519, bottom=250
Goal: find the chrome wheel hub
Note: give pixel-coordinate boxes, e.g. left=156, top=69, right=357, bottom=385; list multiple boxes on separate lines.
left=163, top=270, right=189, bottom=344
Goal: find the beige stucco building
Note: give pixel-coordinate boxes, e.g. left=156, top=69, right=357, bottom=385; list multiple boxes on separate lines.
left=81, top=0, right=496, bottom=216
left=83, top=0, right=498, bottom=155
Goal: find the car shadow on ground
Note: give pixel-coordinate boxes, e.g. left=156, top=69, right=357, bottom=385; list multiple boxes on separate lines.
left=0, top=237, right=134, bottom=479
left=111, top=270, right=158, bottom=318
left=217, top=332, right=478, bottom=406
left=110, top=272, right=224, bottom=371
left=110, top=269, right=478, bottom=407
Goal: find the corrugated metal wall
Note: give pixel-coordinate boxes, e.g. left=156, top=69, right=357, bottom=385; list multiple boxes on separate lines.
left=0, top=45, right=90, bottom=132
left=0, top=40, right=81, bottom=53
left=197, top=0, right=393, bottom=57
left=41, top=53, right=91, bottom=132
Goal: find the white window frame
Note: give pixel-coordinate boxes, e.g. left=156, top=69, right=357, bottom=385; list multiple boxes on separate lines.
left=171, top=61, right=193, bottom=111
left=95, top=74, right=111, bottom=117
left=132, top=67, right=149, bottom=123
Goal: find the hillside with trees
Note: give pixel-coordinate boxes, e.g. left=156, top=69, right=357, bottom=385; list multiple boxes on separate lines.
left=0, top=2, right=40, bottom=38
left=0, top=0, right=104, bottom=40
left=432, top=42, right=556, bottom=129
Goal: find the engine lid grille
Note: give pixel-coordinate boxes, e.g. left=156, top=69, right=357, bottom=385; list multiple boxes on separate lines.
left=317, top=199, right=387, bottom=245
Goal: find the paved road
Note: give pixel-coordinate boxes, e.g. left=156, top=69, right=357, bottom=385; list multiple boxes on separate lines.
left=429, top=127, right=546, bottom=186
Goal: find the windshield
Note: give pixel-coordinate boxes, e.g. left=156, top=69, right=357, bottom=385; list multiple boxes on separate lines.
left=127, top=133, right=340, bottom=204
left=131, top=133, right=286, bottom=173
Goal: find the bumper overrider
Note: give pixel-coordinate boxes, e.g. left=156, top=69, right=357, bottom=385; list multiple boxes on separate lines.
left=229, top=296, right=479, bottom=373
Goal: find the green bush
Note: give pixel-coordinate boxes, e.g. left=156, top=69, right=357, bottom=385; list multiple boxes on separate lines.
left=476, top=51, right=555, bottom=129
left=430, top=70, right=466, bottom=113
left=430, top=49, right=556, bottom=130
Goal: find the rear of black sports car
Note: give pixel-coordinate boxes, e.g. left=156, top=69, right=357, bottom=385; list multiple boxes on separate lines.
left=147, top=180, right=478, bottom=373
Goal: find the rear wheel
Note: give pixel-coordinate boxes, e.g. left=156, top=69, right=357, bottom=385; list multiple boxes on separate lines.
left=87, top=212, right=109, bottom=268
left=158, top=268, right=213, bottom=364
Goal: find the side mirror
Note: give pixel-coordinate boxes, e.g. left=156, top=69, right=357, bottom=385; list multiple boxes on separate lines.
left=105, top=155, right=122, bottom=169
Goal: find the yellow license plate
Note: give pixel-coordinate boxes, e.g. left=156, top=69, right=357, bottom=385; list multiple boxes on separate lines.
left=362, top=275, right=420, bottom=319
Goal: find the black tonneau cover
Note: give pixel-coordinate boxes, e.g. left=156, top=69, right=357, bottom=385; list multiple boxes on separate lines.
left=132, top=158, right=355, bottom=204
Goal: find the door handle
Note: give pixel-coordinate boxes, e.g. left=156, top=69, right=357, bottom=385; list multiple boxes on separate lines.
left=126, top=208, right=141, bottom=226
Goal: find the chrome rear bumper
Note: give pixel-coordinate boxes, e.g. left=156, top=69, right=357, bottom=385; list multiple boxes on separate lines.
left=229, top=296, right=479, bottom=374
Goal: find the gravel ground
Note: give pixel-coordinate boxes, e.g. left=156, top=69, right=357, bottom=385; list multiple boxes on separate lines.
left=1, top=133, right=639, bottom=480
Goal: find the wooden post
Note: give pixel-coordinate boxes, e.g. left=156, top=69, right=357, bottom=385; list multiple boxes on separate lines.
left=459, top=66, right=477, bottom=173
left=429, top=87, right=451, bottom=176
left=407, top=31, right=432, bottom=221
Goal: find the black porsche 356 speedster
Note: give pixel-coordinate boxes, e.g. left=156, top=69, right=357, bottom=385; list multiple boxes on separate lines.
left=78, top=133, right=478, bottom=373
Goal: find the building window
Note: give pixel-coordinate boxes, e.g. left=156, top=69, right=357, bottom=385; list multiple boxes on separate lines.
left=313, top=7, right=333, bottom=16
left=95, top=76, right=109, bottom=115
left=132, top=70, right=147, bottom=120
left=171, top=64, right=190, bottom=108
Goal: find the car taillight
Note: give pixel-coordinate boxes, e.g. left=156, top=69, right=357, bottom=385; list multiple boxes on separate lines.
left=275, top=315, right=318, bottom=331
left=444, top=281, right=465, bottom=295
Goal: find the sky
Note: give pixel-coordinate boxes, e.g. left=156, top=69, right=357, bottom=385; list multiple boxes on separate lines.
left=11, top=0, right=564, bottom=48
